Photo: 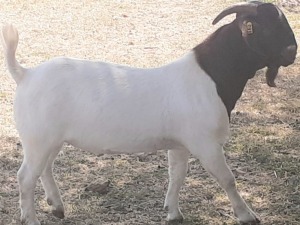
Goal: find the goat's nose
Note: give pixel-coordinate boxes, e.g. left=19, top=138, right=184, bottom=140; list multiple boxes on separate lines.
left=282, top=45, right=297, bottom=62
left=287, top=45, right=297, bottom=55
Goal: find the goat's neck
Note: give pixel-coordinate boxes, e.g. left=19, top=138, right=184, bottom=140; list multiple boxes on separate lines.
left=194, top=22, right=267, bottom=117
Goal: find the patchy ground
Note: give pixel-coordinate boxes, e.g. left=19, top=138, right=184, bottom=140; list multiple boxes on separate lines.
left=0, top=0, right=299, bottom=225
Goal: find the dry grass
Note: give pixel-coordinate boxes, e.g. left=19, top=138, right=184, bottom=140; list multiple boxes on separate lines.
left=0, top=0, right=299, bottom=225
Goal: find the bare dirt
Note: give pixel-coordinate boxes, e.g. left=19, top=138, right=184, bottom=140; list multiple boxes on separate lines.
left=0, top=0, right=299, bottom=225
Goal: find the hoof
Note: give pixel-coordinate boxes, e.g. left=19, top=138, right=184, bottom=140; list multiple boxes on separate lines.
left=165, top=217, right=184, bottom=225
left=164, top=204, right=184, bottom=224
left=47, top=199, right=65, bottom=219
left=46, top=198, right=53, bottom=206
left=20, top=217, right=41, bottom=225
left=165, top=214, right=184, bottom=225
left=234, top=206, right=260, bottom=225
left=52, top=208, right=65, bottom=219
left=240, top=217, right=261, bottom=225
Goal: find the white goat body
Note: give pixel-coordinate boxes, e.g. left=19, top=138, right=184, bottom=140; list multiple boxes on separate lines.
left=2, top=25, right=260, bottom=225
left=16, top=55, right=229, bottom=154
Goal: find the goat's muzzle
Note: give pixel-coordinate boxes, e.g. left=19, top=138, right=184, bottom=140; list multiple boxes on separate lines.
left=266, top=45, right=297, bottom=87
left=280, top=45, right=297, bottom=67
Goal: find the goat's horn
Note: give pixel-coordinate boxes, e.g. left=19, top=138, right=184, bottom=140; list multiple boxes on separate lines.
left=212, top=3, right=258, bottom=25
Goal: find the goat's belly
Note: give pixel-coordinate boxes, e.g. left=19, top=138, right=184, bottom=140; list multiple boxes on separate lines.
left=66, top=134, right=184, bottom=154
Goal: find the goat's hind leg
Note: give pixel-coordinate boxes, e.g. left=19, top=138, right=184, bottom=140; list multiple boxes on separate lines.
left=188, top=141, right=260, bottom=224
left=40, top=146, right=64, bottom=219
left=18, top=140, right=62, bottom=225
left=164, top=149, right=189, bottom=223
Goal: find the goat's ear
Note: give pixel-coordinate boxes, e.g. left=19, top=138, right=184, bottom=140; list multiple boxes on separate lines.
left=239, top=19, right=263, bottom=54
left=240, top=20, right=256, bottom=37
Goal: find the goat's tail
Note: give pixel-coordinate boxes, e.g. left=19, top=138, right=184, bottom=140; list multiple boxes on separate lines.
left=1, top=24, right=26, bottom=84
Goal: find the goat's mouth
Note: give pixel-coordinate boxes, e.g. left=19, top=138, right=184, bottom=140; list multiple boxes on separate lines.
left=280, top=55, right=296, bottom=67
left=266, top=46, right=297, bottom=87
left=280, top=45, right=297, bottom=67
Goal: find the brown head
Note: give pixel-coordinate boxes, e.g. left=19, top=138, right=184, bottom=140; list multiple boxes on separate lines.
left=213, top=1, right=297, bottom=87
left=194, top=1, right=298, bottom=117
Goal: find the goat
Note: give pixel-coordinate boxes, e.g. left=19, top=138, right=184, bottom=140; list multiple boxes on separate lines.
left=1, top=1, right=297, bottom=225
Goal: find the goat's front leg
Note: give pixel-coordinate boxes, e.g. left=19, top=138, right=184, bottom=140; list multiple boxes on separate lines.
left=164, top=149, right=189, bottom=223
left=188, top=140, right=260, bottom=224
